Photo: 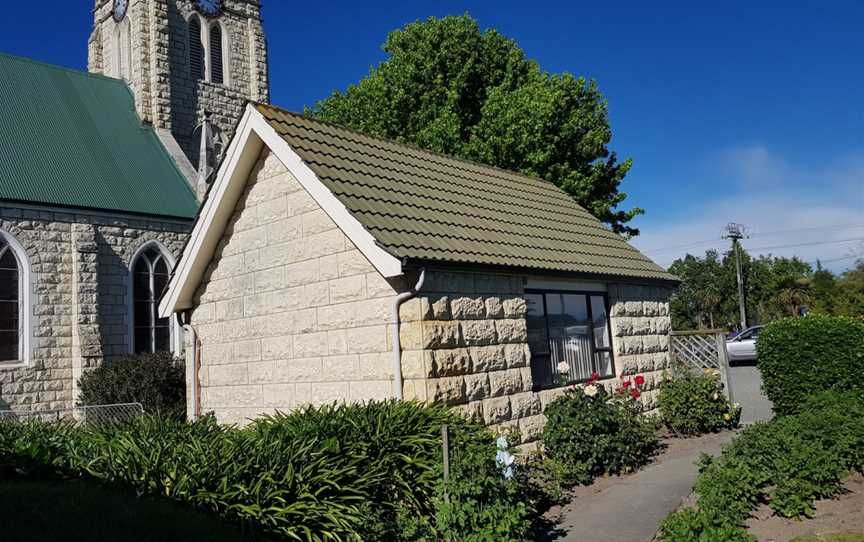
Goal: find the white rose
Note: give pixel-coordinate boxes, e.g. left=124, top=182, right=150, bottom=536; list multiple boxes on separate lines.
left=556, top=361, right=570, bottom=375
left=713, top=392, right=720, bottom=400
left=584, top=384, right=598, bottom=397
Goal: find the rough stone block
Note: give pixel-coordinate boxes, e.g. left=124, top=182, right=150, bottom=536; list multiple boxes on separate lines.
left=451, top=296, right=486, bottom=320
left=510, top=392, right=541, bottom=419
left=502, top=297, right=527, bottom=318
left=495, top=319, right=527, bottom=343
left=464, top=373, right=490, bottom=402
left=484, top=297, right=504, bottom=318
left=423, top=321, right=461, bottom=349
left=460, top=320, right=496, bottom=346
left=488, top=368, right=523, bottom=397
left=482, top=396, right=512, bottom=425
left=427, top=376, right=466, bottom=406
left=503, top=343, right=527, bottom=368
left=471, top=345, right=507, bottom=372
left=517, top=414, right=547, bottom=443
left=430, top=348, right=471, bottom=377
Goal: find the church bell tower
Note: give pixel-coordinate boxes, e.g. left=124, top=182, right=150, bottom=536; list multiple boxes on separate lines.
left=88, top=0, right=269, bottom=190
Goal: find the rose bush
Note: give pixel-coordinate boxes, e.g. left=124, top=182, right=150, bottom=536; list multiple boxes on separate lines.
left=658, top=371, right=741, bottom=436
left=541, top=374, right=660, bottom=485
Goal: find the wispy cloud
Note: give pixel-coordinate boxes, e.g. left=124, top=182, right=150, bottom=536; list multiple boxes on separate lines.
left=631, top=146, right=864, bottom=273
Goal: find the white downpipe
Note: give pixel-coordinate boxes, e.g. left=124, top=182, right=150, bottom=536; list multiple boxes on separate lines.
left=180, top=314, right=201, bottom=420
left=391, top=269, right=427, bottom=400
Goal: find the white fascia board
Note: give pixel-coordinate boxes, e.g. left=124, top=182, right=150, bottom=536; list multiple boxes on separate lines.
left=159, top=105, right=402, bottom=317
left=246, top=108, right=403, bottom=278
left=159, top=108, right=261, bottom=317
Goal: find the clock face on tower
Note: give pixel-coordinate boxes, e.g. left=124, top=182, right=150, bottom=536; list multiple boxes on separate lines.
left=196, top=0, right=223, bottom=17
left=113, top=0, right=128, bottom=21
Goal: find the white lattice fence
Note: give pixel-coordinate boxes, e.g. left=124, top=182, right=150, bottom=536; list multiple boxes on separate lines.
left=0, top=403, right=144, bottom=425
left=668, top=330, right=733, bottom=400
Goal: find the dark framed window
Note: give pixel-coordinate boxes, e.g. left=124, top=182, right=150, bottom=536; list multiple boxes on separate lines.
left=0, top=239, right=20, bottom=362
left=209, top=23, right=224, bottom=85
left=188, top=16, right=205, bottom=80
left=525, top=290, right=615, bottom=389
left=132, top=248, right=171, bottom=354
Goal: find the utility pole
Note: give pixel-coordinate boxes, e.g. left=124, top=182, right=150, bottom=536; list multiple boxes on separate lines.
left=723, top=223, right=749, bottom=331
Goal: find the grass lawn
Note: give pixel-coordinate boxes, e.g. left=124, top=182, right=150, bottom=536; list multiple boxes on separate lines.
left=0, top=479, right=246, bottom=542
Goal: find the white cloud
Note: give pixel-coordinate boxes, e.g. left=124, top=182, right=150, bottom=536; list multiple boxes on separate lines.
left=631, top=146, right=864, bottom=273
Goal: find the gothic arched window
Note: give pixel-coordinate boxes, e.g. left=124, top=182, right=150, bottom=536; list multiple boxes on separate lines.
left=0, top=232, right=29, bottom=364
left=210, top=23, right=224, bottom=85
left=132, top=245, right=172, bottom=353
left=188, top=16, right=205, bottom=81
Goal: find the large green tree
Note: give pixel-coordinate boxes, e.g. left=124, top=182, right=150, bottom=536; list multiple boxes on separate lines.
left=311, top=15, right=643, bottom=235
left=668, top=249, right=815, bottom=330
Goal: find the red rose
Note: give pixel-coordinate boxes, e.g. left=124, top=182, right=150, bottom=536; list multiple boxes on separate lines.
left=634, top=375, right=645, bottom=387
left=630, top=388, right=641, bottom=399
left=591, top=372, right=601, bottom=381
left=622, top=380, right=631, bottom=388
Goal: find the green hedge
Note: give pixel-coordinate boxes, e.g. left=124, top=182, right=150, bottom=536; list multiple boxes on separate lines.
left=0, top=401, right=531, bottom=542
left=77, top=352, right=185, bottom=419
left=659, top=390, right=864, bottom=541
left=757, top=315, right=864, bottom=415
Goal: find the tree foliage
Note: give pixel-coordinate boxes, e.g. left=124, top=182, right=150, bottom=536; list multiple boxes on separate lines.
left=311, top=14, right=643, bottom=235
left=669, top=247, right=864, bottom=330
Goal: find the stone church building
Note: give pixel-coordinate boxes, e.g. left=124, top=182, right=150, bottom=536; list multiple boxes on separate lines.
left=0, top=0, right=268, bottom=412
left=2, top=0, right=677, bottom=438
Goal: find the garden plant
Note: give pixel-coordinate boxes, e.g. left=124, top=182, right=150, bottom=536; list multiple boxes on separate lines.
left=658, top=370, right=741, bottom=436
left=0, top=400, right=532, bottom=542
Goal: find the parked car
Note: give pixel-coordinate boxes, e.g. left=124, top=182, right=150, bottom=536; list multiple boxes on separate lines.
left=726, top=325, right=764, bottom=362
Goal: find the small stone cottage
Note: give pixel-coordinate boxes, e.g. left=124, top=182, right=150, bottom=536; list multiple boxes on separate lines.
left=160, top=104, right=678, bottom=439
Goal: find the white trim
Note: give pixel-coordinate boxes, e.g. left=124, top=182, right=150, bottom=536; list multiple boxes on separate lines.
left=129, top=240, right=182, bottom=354
left=159, top=104, right=403, bottom=317
left=0, top=231, right=31, bottom=366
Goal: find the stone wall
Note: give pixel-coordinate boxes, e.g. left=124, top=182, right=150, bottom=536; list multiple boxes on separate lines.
left=0, top=205, right=190, bottom=412
left=89, top=0, right=269, bottom=165
left=400, top=273, right=673, bottom=443
left=190, top=149, right=401, bottom=424
left=399, top=271, right=544, bottom=441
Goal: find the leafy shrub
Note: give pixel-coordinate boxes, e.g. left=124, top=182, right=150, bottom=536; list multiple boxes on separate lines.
left=658, top=371, right=741, bottom=435
left=541, top=377, right=659, bottom=485
left=659, top=390, right=864, bottom=541
left=757, top=315, right=864, bottom=415
left=0, top=400, right=532, bottom=542
left=77, top=352, right=185, bottom=419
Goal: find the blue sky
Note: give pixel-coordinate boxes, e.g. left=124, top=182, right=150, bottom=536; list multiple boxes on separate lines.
left=2, top=1, right=862, bottom=271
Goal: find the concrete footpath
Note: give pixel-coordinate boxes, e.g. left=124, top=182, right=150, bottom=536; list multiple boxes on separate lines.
left=542, top=431, right=738, bottom=542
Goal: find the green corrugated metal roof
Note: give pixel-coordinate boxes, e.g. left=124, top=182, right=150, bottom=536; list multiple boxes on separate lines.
left=0, top=53, right=198, bottom=219
left=257, top=104, right=677, bottom=283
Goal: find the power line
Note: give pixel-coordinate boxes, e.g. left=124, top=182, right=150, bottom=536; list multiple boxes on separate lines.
left=644, top=223, right=864, bottom=254
left=744, top=237, right=864, bottom=252
left=749, top=223, right=864, bottom=238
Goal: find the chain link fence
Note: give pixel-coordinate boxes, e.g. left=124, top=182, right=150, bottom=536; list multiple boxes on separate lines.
left=0, top=403, right=144, bottom=425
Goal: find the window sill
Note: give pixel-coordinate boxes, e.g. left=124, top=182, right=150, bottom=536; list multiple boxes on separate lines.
left=532, top=374, right=615, bottom=393
left=0, top=362, right=29, bottom=370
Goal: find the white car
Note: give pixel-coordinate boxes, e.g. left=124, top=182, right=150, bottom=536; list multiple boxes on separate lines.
left=726, top=326, right=764, bottom=363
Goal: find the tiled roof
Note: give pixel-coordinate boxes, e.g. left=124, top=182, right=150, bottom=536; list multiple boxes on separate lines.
left=257, top=103, right=676, bottom=283
left=0, top=53, right=198, bottom=219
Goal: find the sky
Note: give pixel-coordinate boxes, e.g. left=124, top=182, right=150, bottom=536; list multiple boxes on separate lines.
left=1, top=1, right=862, bottom=272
